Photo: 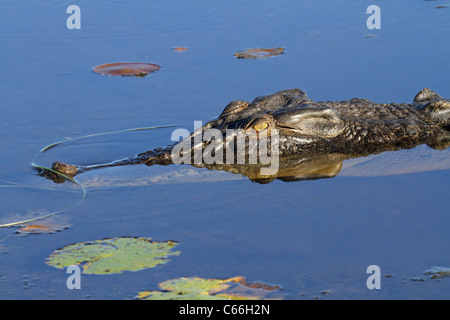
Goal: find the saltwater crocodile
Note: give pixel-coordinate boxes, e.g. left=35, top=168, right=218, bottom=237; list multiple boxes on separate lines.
left=47, top=88, right=449, bottom=183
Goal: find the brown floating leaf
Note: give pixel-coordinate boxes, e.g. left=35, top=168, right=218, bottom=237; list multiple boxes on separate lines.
left=234, top=47, right=284, bottom=59
left=16, top=223, right=69, bottom=235
left=234, top=276, right=281, bottom=291
left=93, top=62, right=161, bottom=77
left=424, top=267, right=450, bottom=279
left=173, top=47, right=189, bottom=52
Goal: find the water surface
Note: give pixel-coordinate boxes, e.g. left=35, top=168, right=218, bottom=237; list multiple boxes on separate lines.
left=0, top=0, right=449, bottom=299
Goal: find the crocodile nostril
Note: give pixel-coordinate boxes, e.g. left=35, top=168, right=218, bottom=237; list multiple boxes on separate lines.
left=51, top=161, right=79, bottom=177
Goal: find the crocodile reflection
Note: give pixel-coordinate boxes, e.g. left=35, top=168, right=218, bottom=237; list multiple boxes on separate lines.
left=193, top=153, right=357, bottom=184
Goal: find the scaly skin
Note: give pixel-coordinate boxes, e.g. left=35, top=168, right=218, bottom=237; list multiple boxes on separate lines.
left=48, top=88, right=449, bottom=179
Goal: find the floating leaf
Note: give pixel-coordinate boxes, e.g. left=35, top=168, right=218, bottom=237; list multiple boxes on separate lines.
left=173, top=47, right=189, bottom=52
left=16, top=223, right=69, bottom=235
left=93, top=62, right=161, bottom=77
left=136, top=276, right=280, bottom=300
left=45, top=237, right=180, bottom=274
left=234, top=47, right=284, bottom=59
left=424, top=267, right=450, bottom=279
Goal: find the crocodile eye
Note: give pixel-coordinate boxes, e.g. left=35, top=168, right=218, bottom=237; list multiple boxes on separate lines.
left=244, top=117, right=272, bottom=133
left=253, top=122, right=268, bottom=132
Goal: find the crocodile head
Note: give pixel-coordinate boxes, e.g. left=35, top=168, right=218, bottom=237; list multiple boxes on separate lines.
left=205, top=89, right=344, bottom=141
left=170, top=88, right=450, bottom=164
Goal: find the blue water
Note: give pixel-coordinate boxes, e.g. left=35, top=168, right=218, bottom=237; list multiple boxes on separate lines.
left=0, top=0, right=449, bottom=299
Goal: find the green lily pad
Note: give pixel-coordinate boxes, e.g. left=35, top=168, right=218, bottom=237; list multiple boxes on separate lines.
left=45, top=237, right=180, bottom=274
left=234, top=47, right=284, bottom=59
left=136, top=276, right=281, bottom=300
